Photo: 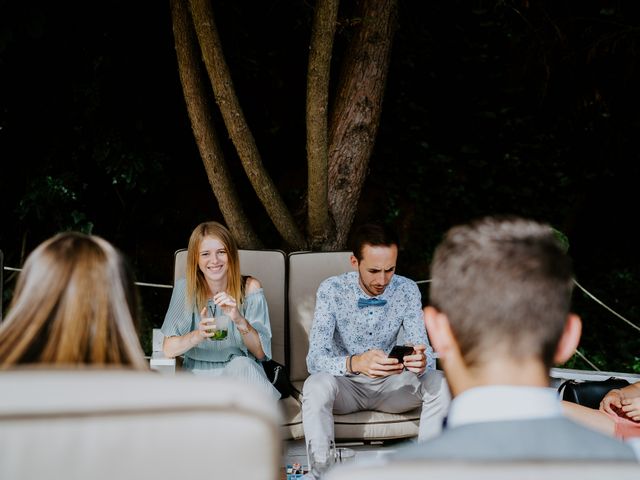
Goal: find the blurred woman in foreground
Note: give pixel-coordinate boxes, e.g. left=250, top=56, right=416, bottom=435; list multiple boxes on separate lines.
left=0, top=232, right=147, bottom=369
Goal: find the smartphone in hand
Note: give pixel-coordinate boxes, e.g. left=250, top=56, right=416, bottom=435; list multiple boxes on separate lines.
left=387, top=345, right=414, bottom=362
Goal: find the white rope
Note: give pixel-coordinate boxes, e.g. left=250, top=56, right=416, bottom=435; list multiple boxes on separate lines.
left=4, top=267, right=639, bottom=334
left=573, top=279, right=640, bottom=334
left=2, top=266, right=172, bottom=289
left=134, top=281, right=172, bottom=289
left=416, top=277, right=640, bottom=334
left=574, top=349, right=601, bottom=371
left=416, top=277, right=638, bottom=371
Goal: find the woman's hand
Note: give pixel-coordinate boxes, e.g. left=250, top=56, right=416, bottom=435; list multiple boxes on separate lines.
left=620, top=397, right=640, bottom=422
left=196, top=306, right=216, bottom=342
left=600, top=388, right=624, bottom=415
left=213, top=291, right=241, bottom=322
left=162, top=306, right=212, bottom=358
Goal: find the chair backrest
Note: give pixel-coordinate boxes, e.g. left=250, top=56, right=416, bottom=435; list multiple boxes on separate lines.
left=324, top=459, right=640, bottom=480
left=287, top=251, right=353, bottom=382
left=0, top=369, right=282, bottom=480
left=173, top=248, right=287, bottom=365
left=0, top=249, right=3, bottom=321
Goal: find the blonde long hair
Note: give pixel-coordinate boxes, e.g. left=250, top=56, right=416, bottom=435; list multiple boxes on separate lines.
left=185, top=221, right=243, bottom=313
left=0, top=232, right=148, bottom=370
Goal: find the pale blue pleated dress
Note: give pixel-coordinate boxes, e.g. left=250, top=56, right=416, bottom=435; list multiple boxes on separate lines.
left=161, top=278, right=280, bottom=399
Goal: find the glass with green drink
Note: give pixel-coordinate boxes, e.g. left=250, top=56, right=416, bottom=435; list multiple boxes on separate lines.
left=207, top=303, right=229, bottom=341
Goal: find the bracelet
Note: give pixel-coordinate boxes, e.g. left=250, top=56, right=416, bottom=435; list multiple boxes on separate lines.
left=237, top=324, right=251, bottom=336
left=348, top=354, right=360, bottom=375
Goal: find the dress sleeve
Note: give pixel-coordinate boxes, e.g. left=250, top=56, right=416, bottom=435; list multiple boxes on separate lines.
left=160, top=279, right=193, bottom=337
left=399, top=280, right=436, bottom=370
left=242, top=289, right=273, bottom=361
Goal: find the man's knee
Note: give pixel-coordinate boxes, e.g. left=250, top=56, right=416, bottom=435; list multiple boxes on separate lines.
left=303, top=372, right=338, bottom=403
left=419, top=369, right=451, bottom=401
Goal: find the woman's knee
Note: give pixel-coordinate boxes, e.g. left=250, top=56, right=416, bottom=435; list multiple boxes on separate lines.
left=225, top=356, right=261, bottom=376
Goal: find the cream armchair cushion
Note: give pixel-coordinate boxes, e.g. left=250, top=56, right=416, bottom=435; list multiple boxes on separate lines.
left=325, top=460, right=640, bottom=480
left=0, top=368, right=282, bottom=480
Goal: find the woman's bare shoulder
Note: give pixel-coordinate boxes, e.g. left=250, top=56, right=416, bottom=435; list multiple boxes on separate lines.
left=245, top=276, right=262, bottom=293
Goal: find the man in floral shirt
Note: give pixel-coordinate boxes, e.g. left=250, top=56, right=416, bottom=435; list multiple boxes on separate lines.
left=302, top=223, right=451, bottom=460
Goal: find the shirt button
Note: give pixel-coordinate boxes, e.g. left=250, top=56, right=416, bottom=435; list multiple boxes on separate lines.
left=369, top=332, right=372, bottom=335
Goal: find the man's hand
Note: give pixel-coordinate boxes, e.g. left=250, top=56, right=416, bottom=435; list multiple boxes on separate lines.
left=403, top=344, right=427, bottom=375
left=351, top=349, right=404, bottom=378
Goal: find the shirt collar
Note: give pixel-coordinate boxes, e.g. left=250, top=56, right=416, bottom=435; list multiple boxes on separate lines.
left=446, top=385, right=562, bottom=428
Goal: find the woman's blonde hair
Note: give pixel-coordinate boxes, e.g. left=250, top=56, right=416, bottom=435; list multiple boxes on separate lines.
left=186, top=221, right=243, bottom=312
left=0, top=232, right=148, bottom=370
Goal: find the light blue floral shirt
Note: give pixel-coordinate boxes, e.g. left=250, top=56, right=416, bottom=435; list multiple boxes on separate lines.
left=306, top=271, right=434, bottom=376
left=161, top=278, right=272, bottom=370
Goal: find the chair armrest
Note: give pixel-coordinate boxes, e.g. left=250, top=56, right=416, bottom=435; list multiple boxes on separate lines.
left=150, top=351, right=176, bottom=375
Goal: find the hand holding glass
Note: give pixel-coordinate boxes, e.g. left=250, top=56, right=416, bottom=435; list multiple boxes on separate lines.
left=207, top=304, right=229, bottom=341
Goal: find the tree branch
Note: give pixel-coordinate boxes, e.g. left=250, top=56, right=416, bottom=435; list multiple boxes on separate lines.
left=187, top=0, right=306, bottom=249
left=171, top=0, right=261, bottom=248
left=306, top=0, right=340, bottom=248
left=328, top=0, right=398, bottom=248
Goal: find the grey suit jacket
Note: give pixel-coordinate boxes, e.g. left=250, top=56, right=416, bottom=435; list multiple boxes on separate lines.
left=394, top=417, right=637, bottom=461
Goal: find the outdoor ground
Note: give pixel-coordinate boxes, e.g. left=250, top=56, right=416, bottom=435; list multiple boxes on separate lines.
left=282, top=437, right=416, bottom=477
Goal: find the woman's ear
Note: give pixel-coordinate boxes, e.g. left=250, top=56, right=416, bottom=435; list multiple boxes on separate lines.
left=554, top=313, right=582, bottom=365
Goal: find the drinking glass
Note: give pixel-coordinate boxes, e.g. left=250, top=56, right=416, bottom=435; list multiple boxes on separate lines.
left=306, top=438, right=336, bottom=479
left=207, top=304, right=229, bottom=341
left=334, top=447, right=356, bottom=464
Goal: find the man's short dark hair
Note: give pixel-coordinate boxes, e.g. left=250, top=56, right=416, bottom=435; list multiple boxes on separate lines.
left=348, top=223, right=399, bottom=261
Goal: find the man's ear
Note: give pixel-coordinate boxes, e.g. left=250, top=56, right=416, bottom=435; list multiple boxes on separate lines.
left=424, top=306, right=471, bottom=397
left=423, top=306, right=455, bottom=359
left=554, top=313, right=582, bottom=365
left=350, top=255, right=359, bottom=269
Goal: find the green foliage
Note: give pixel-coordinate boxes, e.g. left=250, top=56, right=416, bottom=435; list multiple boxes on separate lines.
left=368, top=0, right=640, bottom=372
left=17, top=175, right=94, bottom=234
left=3, top=0, right=640, bottom=373
left=552, top=228, right=570, bottom=254
left=568, top=266, right=640, bottom=373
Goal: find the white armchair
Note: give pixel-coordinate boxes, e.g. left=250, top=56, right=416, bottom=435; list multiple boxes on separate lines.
left=0, top=368, right=283, bottom=480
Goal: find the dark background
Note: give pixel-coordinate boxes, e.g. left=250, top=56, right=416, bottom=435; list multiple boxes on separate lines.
left=1, top=1, right=639, bottom=371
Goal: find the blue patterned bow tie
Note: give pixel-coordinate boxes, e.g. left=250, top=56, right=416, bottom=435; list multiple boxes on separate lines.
left=358, top=297, right=387, bottom=308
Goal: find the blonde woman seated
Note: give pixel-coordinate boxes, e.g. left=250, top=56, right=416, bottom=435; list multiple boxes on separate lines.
left=0, top=232, right=148, bottom=370
left=563, top=383, right=640, bottom=440
left=161, top=221, right=279, bottom=400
